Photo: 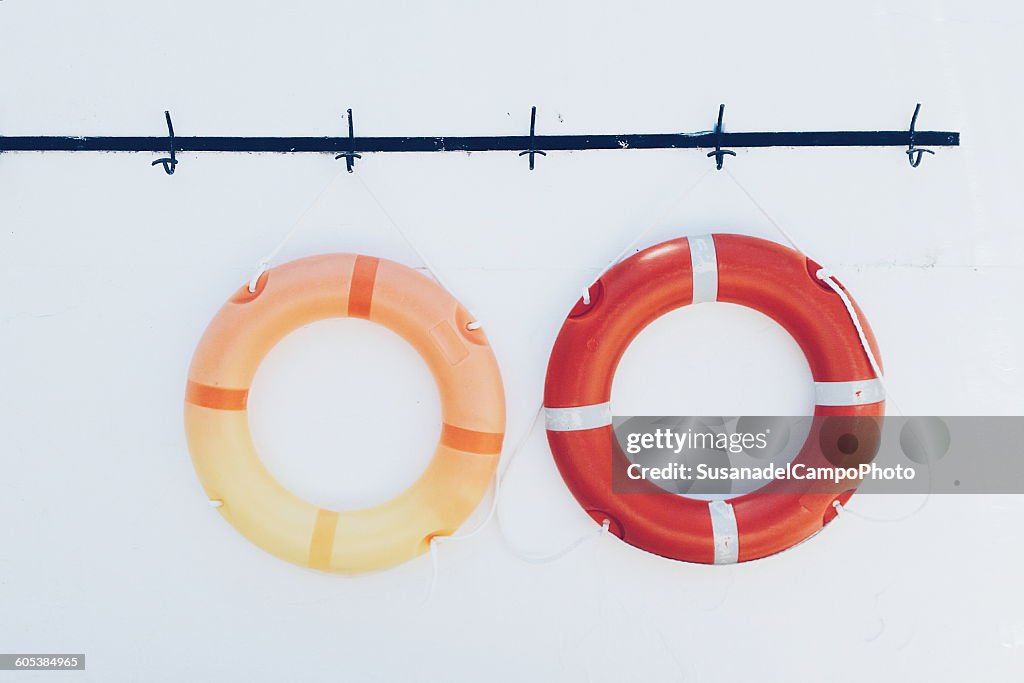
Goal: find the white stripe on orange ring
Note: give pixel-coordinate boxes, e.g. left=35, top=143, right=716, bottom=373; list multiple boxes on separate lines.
left=689, top=234, right=719, bottom=304
left=709, top=500, right=739, bottom=564
left=814, top=378, right=885, bottom=406
left=544, top=403, right=613, bottom=432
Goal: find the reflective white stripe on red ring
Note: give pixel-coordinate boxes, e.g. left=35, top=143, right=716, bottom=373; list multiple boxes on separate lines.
left=814, top=378, right=886, bottom=406
left=709, top=500, right=739, bottom=564
left=689, top=234, right=719, bottom=304
left=544, top=403, right=613, bottom=432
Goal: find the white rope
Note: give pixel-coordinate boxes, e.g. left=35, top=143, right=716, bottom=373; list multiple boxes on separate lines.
left=421, top=386, right=605, bottom=598
left=501, top=519, right=611, bottom=565
left=582, top=167, right=714, bottom=305
left=244, top=169, right=483, bottom=333
left=723, top=166, right=904, bottom=416
left=246, top=169, right=349, bottom=292
left=491, top=407, right=614, bottom=564
left=354, top=173, right=482, bottom=331
left=423, top=405, right=544, bottom=602
left=723, top=167, right=821, bottom=262
left=424, top=400, right=612, bottom=604
left=832, top=493, right=930, bottom=524
left=814, top=267, right=885, bottom=382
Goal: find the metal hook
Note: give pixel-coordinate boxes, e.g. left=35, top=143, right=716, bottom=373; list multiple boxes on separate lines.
left=151, top=110, right=177, bottom=175
left=906, top=103, right=935, bottom=168
left=335, top=108, right=362, bottom=172
left=517, top=106, right=547, bottom=170
left=706, top=104, right=736, bottom=171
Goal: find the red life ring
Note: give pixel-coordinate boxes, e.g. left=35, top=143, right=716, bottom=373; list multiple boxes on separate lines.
left=543, top=234, right=884, bottom=564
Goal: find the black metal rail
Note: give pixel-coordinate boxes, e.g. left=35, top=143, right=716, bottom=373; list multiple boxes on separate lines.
left=0, top=105, right=960, bottom=175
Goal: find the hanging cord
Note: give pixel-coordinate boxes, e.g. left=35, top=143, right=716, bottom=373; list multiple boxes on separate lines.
left=491, top=407, right=611, bottom=563
left=423, top=406, right=543, bottom=601
left=246, top=169, right=351, bottom=292
left=814, top=268, right=885, bottom=382
left=722, top=166, right=929, bottom=522
left=354, top=173, right=482, bottom=329
left=501, top=518, right=612, bottom=564
left=423, top=407, right=611, bottom=603
left=722, top=167, right=902, bottom=415
left=582, top=167, right=715, bottom=304
left=830, top=485, right=931, bottom=523
left=721, top=167, right=814, bottom=261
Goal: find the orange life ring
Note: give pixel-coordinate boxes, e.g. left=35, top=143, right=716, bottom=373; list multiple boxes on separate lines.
left=185, top=254, right=505, bottom=572
left=544, top=234, right=884, bottom=564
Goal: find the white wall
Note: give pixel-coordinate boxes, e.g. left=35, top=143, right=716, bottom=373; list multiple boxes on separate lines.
left=1, top=1, right=1022, bottom=681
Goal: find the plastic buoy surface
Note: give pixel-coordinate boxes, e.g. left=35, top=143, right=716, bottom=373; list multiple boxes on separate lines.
left=186, top=254, right=505, bottom=572
left=544, top=234, right=884, bottom=564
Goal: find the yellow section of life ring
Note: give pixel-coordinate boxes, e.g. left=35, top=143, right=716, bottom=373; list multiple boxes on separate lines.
left=184, top=254, right=505, bottom=572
